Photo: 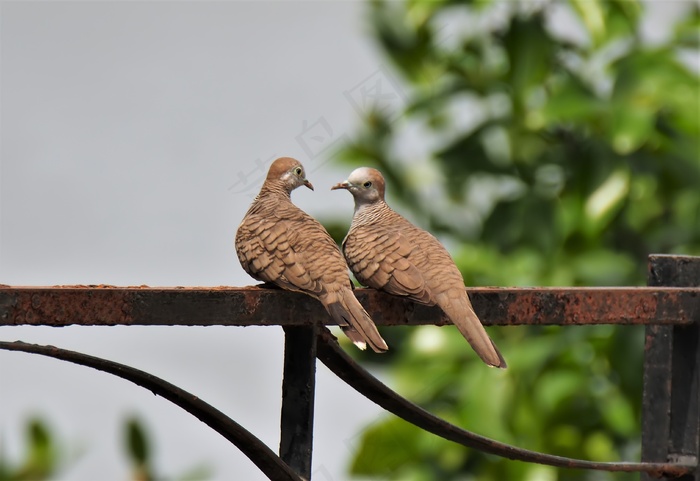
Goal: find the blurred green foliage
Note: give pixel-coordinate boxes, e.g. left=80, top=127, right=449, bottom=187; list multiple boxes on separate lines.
left=0, top=417, right=210, bottom=481
left=125, top=417, right=153, bottom=481
left=123, top=416, right=212, bottom=481
left=328, top=0, right=700, bottom=480
left=0, top=419, right=58, bottom=481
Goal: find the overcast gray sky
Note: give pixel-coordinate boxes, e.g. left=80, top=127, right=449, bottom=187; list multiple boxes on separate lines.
left=0, top=2, right=396, bottom=480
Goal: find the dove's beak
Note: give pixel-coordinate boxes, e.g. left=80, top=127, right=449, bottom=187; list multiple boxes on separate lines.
left=331, top=180, right=350, bottom=191
left=303, top=179, right=314, bottom=191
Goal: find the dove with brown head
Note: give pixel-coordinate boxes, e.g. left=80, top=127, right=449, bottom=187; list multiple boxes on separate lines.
left=332, top=167, right=505, bottom=367
left=235, top=158, right=388, bottom=353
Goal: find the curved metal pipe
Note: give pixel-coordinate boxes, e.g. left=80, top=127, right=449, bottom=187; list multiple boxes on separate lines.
left=315, top=329, right=694, bottom=478
left=0, top=340, right=301, bottom=481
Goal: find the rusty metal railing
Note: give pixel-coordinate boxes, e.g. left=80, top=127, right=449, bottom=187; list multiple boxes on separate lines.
left=0, top=254, right=698, bottom=480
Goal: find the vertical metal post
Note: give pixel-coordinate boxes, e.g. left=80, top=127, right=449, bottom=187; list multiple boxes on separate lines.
left=642, top=255, right=700, bottom=481
left=280, top=325, right=317, bottom=480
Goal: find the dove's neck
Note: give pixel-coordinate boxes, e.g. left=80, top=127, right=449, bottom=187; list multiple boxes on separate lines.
left=352, top=200, right=389, bottom=226
left=259, top=181, right=292, bottom=201
left=246, top=182, right=292, bottom=216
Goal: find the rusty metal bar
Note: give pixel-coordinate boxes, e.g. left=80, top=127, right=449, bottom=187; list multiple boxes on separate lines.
left=0, top=286, right=697, bottom=327
left=316, top=327, right=695, bottom=478
left=279, top=326, right=317, bottom=479
left=642, top=255, right=700, bottom=481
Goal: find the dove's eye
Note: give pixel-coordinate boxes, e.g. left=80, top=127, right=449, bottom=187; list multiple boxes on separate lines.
left=363, top=181, right=372, bottom=188
left=294, top=167, right=303, bottom=176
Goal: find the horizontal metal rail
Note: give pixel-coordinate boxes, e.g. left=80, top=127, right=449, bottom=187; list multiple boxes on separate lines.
left=1, top=286, right=698, bottom=327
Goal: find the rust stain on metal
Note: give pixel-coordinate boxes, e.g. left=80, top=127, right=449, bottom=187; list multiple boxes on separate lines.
left=244, top=290, right=263, bottom=317
left=3, top=288, right=135, bottom=326
left=0, top=286, right=697, bottom=328
left=490, top=288, right=699, bottom=327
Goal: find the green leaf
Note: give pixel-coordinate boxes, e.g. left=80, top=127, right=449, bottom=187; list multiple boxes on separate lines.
left=673, top=4, right=700, bottom=47
left=3, top=418, right=60, bottom=481
left=584, top=168, right=629, bottom=233
left=605, top=0, right=642, bottom=42
left=125, top=418, right=150, bottom=465
left=572, top=250, right=636, bottom=286
left=542, top=73, right=604, bottom=125
left=350, top=417, right=426, bottom=476
left=600, top=390, right=637, bottom=437
left=24, top=419, right=56, bottom=480
left=535, top=370, right=587, bottom=413
left=501, top=14, right=555, bottom=106
left=570, top=0, right=606, bottom=45
left=569, top=0, right=641, bottom=46
left=610, top=47, right=700, bottom=153
left=584, top=431, right=617, bottom=462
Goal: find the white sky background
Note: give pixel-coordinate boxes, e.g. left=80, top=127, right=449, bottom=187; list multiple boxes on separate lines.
left=0, top=2, right=393, bottom=480
left=0, top=1, right=694, bottom=481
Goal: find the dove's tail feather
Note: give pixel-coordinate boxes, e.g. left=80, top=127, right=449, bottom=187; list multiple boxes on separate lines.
left=490, top=339, right=508, bottom=368
left=438, top=294, right=507, bottom=369
left=325, top=290, right=388, bottom=353
left=456, top=312, right=506, bottom=368
left=455, top=310, right=507, bottom=368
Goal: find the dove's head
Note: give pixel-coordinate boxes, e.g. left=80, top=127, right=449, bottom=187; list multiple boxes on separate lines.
left=267, top=157, right=314, bottom=192
left=331, top=167, right=386, bottom=206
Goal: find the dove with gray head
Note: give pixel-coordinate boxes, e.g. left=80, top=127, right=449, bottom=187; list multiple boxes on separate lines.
left=235, top=157, right=388, bottom=353
left=332, top=167, right=506, bottom=367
